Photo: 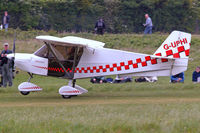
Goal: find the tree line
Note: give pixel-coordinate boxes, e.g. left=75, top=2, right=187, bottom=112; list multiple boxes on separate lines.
left=0, top=0, right=199, bottom=33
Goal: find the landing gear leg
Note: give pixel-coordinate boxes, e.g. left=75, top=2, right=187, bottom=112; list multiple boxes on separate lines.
left=72, top=79, right=77, bottom=97
left=27, top=72, right=33, bottom=82
left=20, top=72, right=33, bottom=96
left=73, top=79, right=76, bottom=87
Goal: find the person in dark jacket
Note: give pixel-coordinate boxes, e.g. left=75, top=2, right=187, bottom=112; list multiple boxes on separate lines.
left=2, top=11, right=10, bottom=31
left=192, top=67, right=200, bottom=83
left=1, top=43, right=13, bottom=87
left=95, top=18, right=105, bottom=35
left=171, top=72, right=184, bottom=83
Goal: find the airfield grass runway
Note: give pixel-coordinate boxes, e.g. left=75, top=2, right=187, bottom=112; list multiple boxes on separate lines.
left=0, top=32, right=200, bottom=133
left=0, top=73, right=200, bottom=133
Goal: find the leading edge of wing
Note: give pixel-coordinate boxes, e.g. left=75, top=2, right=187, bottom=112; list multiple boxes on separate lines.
left=36, top=35, right=105, bottom=48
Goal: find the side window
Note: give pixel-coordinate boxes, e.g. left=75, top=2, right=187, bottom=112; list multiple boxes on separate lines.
left=51, top=45, right=76, bottom=61
left=34, top=45, right=48, bottom=58
left=48, top=45, right=83, bottom=78
left=34, top=45, right=54, bottom=59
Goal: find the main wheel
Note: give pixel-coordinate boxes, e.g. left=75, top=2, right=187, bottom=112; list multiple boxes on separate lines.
left=20, top=91, right=30, bottom=95
left=62, top=95, right=71, bottom=99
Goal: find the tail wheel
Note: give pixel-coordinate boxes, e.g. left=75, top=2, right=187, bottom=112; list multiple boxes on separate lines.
left=20, top=91, right=30, bottom=95
left=62, top=95, right=71, bottom=99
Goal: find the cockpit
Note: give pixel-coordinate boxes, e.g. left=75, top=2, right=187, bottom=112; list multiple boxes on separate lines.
left=34, top=44, right=83, bottom=78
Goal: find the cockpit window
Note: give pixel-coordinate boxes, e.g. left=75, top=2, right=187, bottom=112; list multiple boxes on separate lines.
left=34, top=45, right=47, bottom=57
left=34, top=44, right=80, bottom=61
left=51, top=44, right=76, bottom=61
left=34, top=45, right=53, bottom=58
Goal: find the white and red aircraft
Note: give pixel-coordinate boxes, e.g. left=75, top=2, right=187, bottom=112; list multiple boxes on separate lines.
left=7, top=31, right=191, bottom=98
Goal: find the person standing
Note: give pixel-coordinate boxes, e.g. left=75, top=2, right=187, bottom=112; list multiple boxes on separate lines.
left=1, top=43, right=13, bottom=87
left=95, top=18, right=105, bottom=35
left=2, top=11, right=10, bottom=31
left=143, top=14, right=153, bottom=34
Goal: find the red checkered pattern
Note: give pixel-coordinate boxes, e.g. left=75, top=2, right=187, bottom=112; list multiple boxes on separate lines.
left=21, top=86, right=41, bottom=90
left=33, top=65, right=73, bottom=73
left=155, top=44, right=190, bottom=58
left=33, top=65, right=48, bottom=70
left=62, top=90, right=80, bottom=93
left=74, top=55, right=161, bottom=74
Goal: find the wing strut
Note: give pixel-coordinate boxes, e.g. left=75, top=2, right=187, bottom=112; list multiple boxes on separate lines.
left=72, top=47, right=79, bottom=78
left=170, top=59, right=175, bottom=76
left=71, top=47, right=80, bottom=86
left=45, top=42, right=73, bottom=79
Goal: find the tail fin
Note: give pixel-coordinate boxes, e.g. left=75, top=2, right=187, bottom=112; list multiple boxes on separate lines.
left=154, top=31, right=191, bottom=58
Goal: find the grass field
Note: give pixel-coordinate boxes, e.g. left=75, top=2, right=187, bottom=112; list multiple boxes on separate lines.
left=0, top=30, right=200, bottom=133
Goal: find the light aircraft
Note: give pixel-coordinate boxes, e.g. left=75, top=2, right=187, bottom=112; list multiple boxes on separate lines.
left=7, top=31, right=191, bottom=99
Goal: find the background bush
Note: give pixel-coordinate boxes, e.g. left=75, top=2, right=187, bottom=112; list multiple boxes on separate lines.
left=0, top=0, right=199, bottom=33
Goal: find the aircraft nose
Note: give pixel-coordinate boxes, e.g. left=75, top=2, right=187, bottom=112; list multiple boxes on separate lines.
left=7, top=53, right=15, bottom=60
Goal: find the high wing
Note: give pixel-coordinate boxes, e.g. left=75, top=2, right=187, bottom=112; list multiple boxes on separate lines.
left=36, top=36, right=105, bottom=49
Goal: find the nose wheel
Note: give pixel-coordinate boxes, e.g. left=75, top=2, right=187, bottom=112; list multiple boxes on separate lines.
left=18, top=73, right=42, bottom=96
left=19, top=72, right=33, bottom=96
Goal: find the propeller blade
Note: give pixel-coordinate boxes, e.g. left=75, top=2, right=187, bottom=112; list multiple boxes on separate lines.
left=13, top=32, right=16, bottom=57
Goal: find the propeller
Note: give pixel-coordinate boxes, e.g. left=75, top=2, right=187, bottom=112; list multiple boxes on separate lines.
left=13, top=31, right=16, bottom=58
left=11, top=32, right=16, bottom=73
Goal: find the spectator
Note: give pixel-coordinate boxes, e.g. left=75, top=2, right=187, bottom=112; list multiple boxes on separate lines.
left=90, top=76, right=106, bottom=84
left=192, top=66, right=200, bottom=83
left=113, top=75, right=132, bottom=83
left=143, top=14, right=153, bottom=34
left=145, top=76, right=157, bottom=82
left=1, top=43, right=13, bottom=87
left=95, top=18, right=105, bottom=35
left=171, top=72, right=184, bottom=83
left=135, top=77, right=146, bottom=82
left=2, top=11, right=10, bottom=31
left=135, top=76, right=157, bottom=83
